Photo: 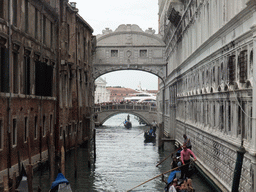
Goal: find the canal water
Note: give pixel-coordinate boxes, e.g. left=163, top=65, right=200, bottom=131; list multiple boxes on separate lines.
left=32, top=113, right=214, bottom=191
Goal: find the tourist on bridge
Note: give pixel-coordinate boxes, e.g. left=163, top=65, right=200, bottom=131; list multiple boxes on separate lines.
left=180, top=145, right=196, bottom=179
left=183, top=134, right=192, bottom=150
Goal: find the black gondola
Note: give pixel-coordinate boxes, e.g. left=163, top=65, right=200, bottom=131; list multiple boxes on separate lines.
left=144, top=131, right=156, bottom=142
left=124, top=120, right=132, bottom=129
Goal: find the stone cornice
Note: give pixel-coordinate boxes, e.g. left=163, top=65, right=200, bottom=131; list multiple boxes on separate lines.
left=97, top=31, right=165, bottom=46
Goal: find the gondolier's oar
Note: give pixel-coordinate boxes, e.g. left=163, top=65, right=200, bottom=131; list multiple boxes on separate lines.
left=156, top=146, right=182, bottom=167
left=118, top=121, right=124, bottom=127
left=127, top=159, right=197, bottom=192
left=133, top=131, right=144, bottom=138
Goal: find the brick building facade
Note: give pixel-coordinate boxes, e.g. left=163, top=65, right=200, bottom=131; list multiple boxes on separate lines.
left=0, top=0, right=95, bottom=182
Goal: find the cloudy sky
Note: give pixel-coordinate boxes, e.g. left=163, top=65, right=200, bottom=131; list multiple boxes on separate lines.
left=75, top=0, right=159, bottom=90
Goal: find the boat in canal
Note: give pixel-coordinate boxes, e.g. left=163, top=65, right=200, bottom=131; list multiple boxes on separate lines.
left=124, top=120, right=132, bottom=129
left=49, top=172, right=72, bottom=192
left=144, top=131, right=156, bottom=142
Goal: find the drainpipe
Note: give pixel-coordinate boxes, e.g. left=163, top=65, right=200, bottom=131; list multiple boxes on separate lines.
left=7, top=0, right=12, bottom=185
left=250, top=24, right=256, bottom=192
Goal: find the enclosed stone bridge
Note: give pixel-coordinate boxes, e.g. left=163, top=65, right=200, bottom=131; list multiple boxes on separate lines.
left=94, top=103, right=157, bottom=126
left=92, top=24, right=166, bottom=81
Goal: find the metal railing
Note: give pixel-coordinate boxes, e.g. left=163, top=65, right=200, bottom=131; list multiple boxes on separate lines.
left=94, top=103, right=157, bottom=113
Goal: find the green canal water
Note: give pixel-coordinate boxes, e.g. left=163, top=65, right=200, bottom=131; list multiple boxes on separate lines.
left=31, top=113, right=214, bottom=191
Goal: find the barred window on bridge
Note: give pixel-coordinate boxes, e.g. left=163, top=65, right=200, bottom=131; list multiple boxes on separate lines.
left=111, top=50, right=118, bottom=57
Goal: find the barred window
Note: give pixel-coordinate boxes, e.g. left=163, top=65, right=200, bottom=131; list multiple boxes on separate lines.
left=111, top=50, right=118, bottom=57
left=140, top=50, right=147, bottom=57
left=228, top=55, right=236, bottom=83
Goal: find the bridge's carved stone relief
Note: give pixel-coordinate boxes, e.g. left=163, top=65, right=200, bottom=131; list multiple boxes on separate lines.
left=93, top=24, right=166, bottom=80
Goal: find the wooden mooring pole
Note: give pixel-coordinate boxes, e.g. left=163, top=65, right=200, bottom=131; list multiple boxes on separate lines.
left=61, top=146, right=65, bottom=175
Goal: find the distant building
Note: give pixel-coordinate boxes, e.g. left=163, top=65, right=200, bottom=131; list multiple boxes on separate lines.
left=94, top=77, right=110, bottom=103
left=107, top=87, right=139, bottom=102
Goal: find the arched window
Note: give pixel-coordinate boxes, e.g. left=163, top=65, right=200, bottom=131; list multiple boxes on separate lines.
left=238, top=50, right=248, bottom=83
left=249, top=50, right=253, bottom=78
left=228, top=55, right=236, bottom=84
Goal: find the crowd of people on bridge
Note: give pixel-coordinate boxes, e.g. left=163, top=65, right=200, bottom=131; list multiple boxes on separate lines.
left=94, top=99, right=156, bottom=106
left=162, top=134, right=196, bottom=192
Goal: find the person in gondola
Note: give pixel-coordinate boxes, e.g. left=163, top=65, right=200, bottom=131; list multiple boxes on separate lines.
left=149, top=127, right=155, bottom=136
left=152, top=120, right=157, bottom=132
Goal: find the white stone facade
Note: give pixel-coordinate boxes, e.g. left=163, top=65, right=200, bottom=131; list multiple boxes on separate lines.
left=94, top=77, right=110, bottom=103
left=158, top=0, right=256, bottom=191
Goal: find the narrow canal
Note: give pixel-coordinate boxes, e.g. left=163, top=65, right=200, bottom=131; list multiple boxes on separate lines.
left=32, top=114, right=214, bottom=191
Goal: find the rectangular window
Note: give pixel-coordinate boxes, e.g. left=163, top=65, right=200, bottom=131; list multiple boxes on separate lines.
left=111, top=50, right=118, bottom=57
left=50, top=114, right=53, bottom=134
left=140, top=50, right=147, bottom=57
left=13, top=52, right=18, bottom=93
left=228, top=102, right=231, bottom=132
left=219, top=103, right=224, bottom=130
left=50, top=22, right=53, bottom=47
left=84, top=38, right=86, bottom=60
left=24, top=117, right=28, bottom=142
left=0, top=119, right=2, bottom=149
left=35, top=8, right=38, bottom=39
left=68, top=124, right=71, bottom=136
left=35, top=61, right=53, bottom=97
left=25, top=0, right=28, bottom=33
left=13, top=119, right=17, bottom=146
left=23, top=55, right=31, bottom=95
left=43, top=115, right=46, bottom=137
left=0, top=46, right=9, bottom=92
left=34, top=116, right=37, bottom=139
left=60, top=126, right=63, bottom=138
left=43, top=15, right=46, bottom=44
left=0, top=0, right=4, bottom=18
left=13, top=0, right=17, bottom=26
left=67, top=24, right=70, bottom=51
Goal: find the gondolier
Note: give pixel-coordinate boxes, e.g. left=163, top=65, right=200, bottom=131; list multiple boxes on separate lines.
left=180, top=145, right=196, bottom=179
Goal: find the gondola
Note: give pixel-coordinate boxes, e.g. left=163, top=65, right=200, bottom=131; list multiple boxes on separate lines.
left=144, top=131, right=156, bottom=142
left=124, top=120, right=132, bottom=129
left=16, top=164, right=28, bottom=192
left=49, top=172, right=72, bottom=192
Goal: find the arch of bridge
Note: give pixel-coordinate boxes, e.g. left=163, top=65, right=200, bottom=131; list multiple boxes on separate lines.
left=93, top=24, right=166, bottom=80
left=97, top=110, right=156, bottom=126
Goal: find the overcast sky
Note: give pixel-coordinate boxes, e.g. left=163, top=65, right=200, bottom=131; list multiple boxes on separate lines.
left=75, top=0, right=159, bottom=90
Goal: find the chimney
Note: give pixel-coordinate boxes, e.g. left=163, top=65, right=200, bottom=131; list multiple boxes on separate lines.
left=70, top=2, right=77, bottom=8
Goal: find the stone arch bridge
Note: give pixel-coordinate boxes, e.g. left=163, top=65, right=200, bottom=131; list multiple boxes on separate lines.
left=94, top=103, right=157, bottom=126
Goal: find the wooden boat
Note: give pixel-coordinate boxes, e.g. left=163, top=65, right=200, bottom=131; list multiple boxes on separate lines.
left=16, top=164, right=28, bottom=192
left=124, top=120, right=132, bottom=129
left=144, top=131, right=156, bottom=142
left=49, top=173, right=72, bottom=192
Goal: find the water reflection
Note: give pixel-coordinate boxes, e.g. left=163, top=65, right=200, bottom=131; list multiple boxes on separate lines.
left=32, top=113, right=213, bottom=191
